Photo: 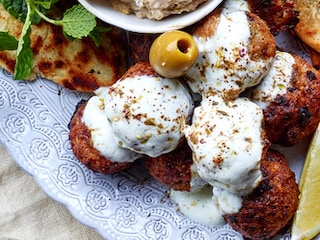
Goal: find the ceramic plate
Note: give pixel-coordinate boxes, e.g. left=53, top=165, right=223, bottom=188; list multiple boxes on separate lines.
left=78, top=0, right=224, bottom=33
left=0, top=29, right=315, bottom=239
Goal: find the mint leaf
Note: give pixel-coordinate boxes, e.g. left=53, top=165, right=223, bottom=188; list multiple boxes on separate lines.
left=0, top=32, right=18, bottom=50
left=1, top=0, right=28, bottom=22
left=89, top=26, right=111, bottom=47
left=1, top=0, right=42, bottom=24
left=14, top=27, right=33, bottom=80
left=57, top=4, right=96, bottom=39
left=14, top=3, right=34, bottom=80
left=32, top=0, right=59, bottom=10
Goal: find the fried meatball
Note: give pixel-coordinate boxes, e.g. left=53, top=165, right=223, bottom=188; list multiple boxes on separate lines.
left=145, top=141, right=193, bottom=191
left=247, top=0, right=299, bottom=35
left=105, top=62, right=194, bottom=158
left=69, top=100, right=134, bottom=174
left=185, top=95, right=270, bottom=195
left=184, top=7, right=276, bottom=100
left=224, top=149, right=299, bottom=240
left=248, top=51, right=320, bottom=146
left=145, top=141, right=206, bottom=191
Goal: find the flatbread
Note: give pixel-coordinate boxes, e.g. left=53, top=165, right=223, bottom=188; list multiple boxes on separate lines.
left=0, top=3, right=128, bottom=92
left=294, top=0, right=320, bottom=53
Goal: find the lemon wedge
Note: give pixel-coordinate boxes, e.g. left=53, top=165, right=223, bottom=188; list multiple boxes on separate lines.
left=291, top=123, right=320, bottom=240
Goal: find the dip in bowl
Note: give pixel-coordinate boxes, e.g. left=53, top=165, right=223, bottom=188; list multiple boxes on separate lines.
left=78, top=0, right=224, bottom=33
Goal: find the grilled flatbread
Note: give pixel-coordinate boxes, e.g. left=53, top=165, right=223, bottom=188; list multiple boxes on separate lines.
left=0, top=3, right=128, bottom=92
left=294, top=0, right=320, bottom=53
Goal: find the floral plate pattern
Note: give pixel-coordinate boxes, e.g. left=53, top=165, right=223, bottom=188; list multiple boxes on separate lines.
left=0, top=31, right=312, bottom=239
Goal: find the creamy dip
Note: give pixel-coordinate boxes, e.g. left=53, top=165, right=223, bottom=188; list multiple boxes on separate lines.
left=248, top=51, right=295, bottom=109
left=104, top=74, right=194, bottom=158
left=185, top=8, right=273, bottom=100
left=108, top=0, right=208, bottom=20
left=170, top=184, right=244, bottom=226
left=223, top=0, right=249, bottom=11
left=170, top=185, right=225, bottom=226
left=184, top=95, right=264, bottom=195
left=82, top=95, right=142, bottom=163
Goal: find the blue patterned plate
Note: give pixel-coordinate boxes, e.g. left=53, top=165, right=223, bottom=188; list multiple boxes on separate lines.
left=0, top=30, right=312, bottom=239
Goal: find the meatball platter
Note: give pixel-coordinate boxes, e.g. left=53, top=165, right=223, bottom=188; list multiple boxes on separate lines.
left=0, top=0, right=317, bottom=239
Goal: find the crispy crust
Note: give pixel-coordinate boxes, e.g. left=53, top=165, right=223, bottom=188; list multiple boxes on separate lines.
left=69, top=100, right=133, bottom=174
left=192, top=9, right=276, bottom=64
left=309, top=47, right=320, bottom=70
left=247, top=0, right=299, bottom=35
left=246, top=12, right=276, bottom=62
left=224, top=149, right=299, bottom=240
left=263, top=53, right=320, bottom=146
left=144, top=141, right=193, bottom=191
left=191, top=8, right=222, bottom=39
left=119, top=61, right=159, bottom=80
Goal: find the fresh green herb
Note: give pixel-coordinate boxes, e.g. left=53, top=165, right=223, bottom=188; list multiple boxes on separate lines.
left=1, top=0, right=45, bottom=24
left=33, top=3, right=97, bottom=39
left=90, top=26, right=112, bottom=47
left=14, top=1, right=34, bottom=80
left=0, top=0, right=108, bottom=80
left=0, top=32, right=18, bottom=50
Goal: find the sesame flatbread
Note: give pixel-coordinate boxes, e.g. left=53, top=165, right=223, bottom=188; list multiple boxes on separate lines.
left=0, top=3, right=128, bottom=92
left=294, top=0, right=320, bottom=53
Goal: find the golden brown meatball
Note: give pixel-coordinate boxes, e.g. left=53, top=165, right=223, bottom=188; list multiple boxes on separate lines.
left=249, top=51, right=320, bottom=146
left=191, top=9, right=276, bottom=64
left=247, top=0, right=299, bottom=35
left=224, top=149, right=299, bottom=240
left=69, top=100, right=133, bottom=174
left=184, top=8, right=276, bottom=101
left=144, top=141, right=194, bottom=191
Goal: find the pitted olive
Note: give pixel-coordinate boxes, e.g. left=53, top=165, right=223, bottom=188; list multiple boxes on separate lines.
left=149, top=30, right=198, bottom=78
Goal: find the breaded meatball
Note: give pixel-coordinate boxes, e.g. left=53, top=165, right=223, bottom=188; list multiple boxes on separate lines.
left=144, top=141, right=193, bottom=191
left=248, top=51, right=320, bottom=146
left=69, top=100, right=134, bottom=174
left=145, top=141, right=206, bottom=192
left=184, top=8, right=276, bottom=100
left=185, top=95, right=270, bottom=195
left=224, top=149, right=299, bottom=240
left=246, top=0, right=299, bottom=35
left=104, top=62, right=194, bottom=158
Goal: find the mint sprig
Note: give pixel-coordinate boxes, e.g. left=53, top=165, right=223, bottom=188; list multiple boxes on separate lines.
left=0, top=32, right=18, bottom=50
left=0, top=0, right=107, bottom=80
left=14, top=2, right=34, bottom=80
left=32, top=3, right=97, bottom=39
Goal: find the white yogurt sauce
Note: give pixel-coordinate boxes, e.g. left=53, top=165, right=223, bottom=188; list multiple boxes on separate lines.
left=170, top=185, right=225, bottom=226
left=82, top=95, right=142, bottom=163
left=223, top=0, right=249, bottom=11
left=212, top=186, right=242, bottom=214
left=189, top=163, right=208, bottom=191
left=248, top=51, right=295, bottom=109
left=184, top=95, right=264, bottom=195
left=104, top=75, right=194, bottom=157
left=185, top=8, right=273, bottom=100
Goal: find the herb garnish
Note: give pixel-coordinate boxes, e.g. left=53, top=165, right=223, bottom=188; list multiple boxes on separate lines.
left=0, top=0, right=108, bottom=80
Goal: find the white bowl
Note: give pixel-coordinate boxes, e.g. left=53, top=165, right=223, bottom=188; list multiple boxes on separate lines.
left=78, top=0, right=224, bottom=33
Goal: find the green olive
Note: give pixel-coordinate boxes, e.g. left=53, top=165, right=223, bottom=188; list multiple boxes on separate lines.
left=149, top=30, right=198, bottom=78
